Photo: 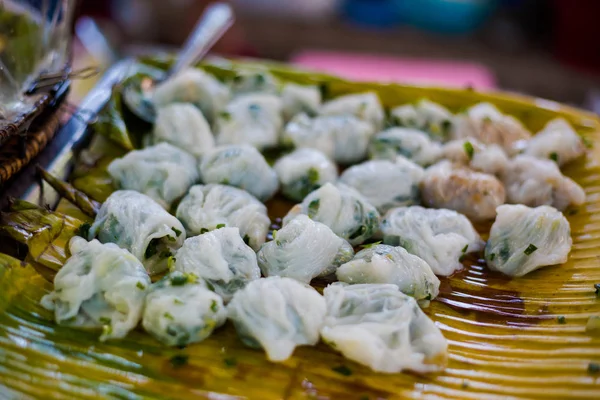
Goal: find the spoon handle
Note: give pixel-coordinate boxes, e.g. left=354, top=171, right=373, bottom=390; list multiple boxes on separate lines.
left=167, top=2, right=235, bottom=78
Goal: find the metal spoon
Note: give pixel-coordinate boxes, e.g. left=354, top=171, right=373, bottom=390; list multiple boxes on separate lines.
left=123, top=2, right=234, bottom=123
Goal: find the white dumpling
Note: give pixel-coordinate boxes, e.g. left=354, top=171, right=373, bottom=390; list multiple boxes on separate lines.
left=485, top=204, right=572, bottom=277
left=368, top=127, right=442, bottom=166
left=501, top=155, right=585, bottom=211
left=340, top=158, right=424, bottom=213
left=320, top=92, right=385, bottom=130
left=153, top=103, right=214, bottom=157
left=336, top=244, right=440, bottom=306
left=381, top=206, right=484, bottom=276
left=107, top=143, right=198, bottom=209
left=227, top=276, right=327, bottom=362
left=523, top=118, right=585, bottom=166
left=441, top=137, right=508, bottom=176
left=321, top=283, right=448, bottom=373
left=231, top=70, right=280, bottom=95
left=175, top=184, right=270, bottom=251
left=41, top=237, right=150, bottom=341
left=284, top=182, right=380, bottom=246
left=215, top=93, right=283, bottom=150
left=88, top=190, right=186, bottom=275
left=152, top=68, right=231, bottom=123
left=199, top=145, right=279, bottom=201
left=421, top=161, right=506, bottom=221
left=282, top=113, right=376, bottom=165
left=142, top=271, right=226, bottom=346
left=174, top=227, right=260, bottom=302
left=274, top=148, right=338, bottom=201
left=390, top=99, right=454, bottom=142
left=281, top=83, right=321, bottom=120
left=258, top=214, right=354, bottom=283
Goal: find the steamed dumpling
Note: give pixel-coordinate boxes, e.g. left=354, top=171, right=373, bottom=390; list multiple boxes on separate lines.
left=485, top=204, right=572, bottom=277
left=227, top=276, right=327, bottom=362
left=152, top=103, right=214, bottom=157
left=107, top=143, right=198, bottom=209
left=284, top=183, right=380, bottom=246
left=231, top=70, right=279, bottom=95
left=274, top=148, right=338, bottom=201
left=175, top=184, right=270, bottom=250
left=320, top=92, right=385, bottom=130
left=441, top=137, right=509, bottom=176
left=381, top=206, right=484, bottom=276
left=281, top=83, right=321, bottom=120
left=199, top=145, right=279, bottom=201
left=174, top=227, right=260, bottom=302
left=336, top=244, right=440, bottom=306
left=523, top=118, right=585, bottom=166
left=390, top=99, right=453, bottom=142
left=340, top=158, right=424, bottom=213
left=321, top=283, right=448, bottom=373
left=41, top=237, right=150, bottom=341
left=142, top=271, right=226, bottom=346
left=501, top=155, right=585, bottom=211
left=258, top=214, right=354, bottom=283
left=215, top=93, right=283, bottom=150
left=421, top=161, right=506, bottom=221
left=369, top=127, right=442, bottom=166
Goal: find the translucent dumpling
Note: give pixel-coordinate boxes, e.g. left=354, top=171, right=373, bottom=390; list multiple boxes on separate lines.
left=41, top=237, right=151, bottom=341
left=281, top=83, right=321, bottom=120
left=390, top=99, right=454, bottom=142
left=215, top=93, right=283, bottom=150
left=174, top=227, right=260, bottom=302
left=107, top=143, right=199, bottom=209
left=142, top=271, right=226, bottom=346
left=485, top=204, right=572, bottom=277
left=227, top=276, right=327, bottom=362
left=152, top=103, right=214, bottom=157
left=368, top=127, right=442, bottom=166
left=336, top=244, right=440, bottom=306
left=284, top=183, right=380, bottom=246
left=421, top=161, right=506, bottom=221
left=340, top=158, right=424, bottom=214
left=523, top=118, right=585, bottom=166
left=320, top=283, right=448, bottom=373
left=501, top=155, right=585, bottom=211
left=231, top=70, right=280, bottom=95
left=441, top=137, right=509, bottom=176
left=258, top=214, right=354, bottom=283
left=199, top=145, right=279, bottom=201
left=175, top=184, right=270, bottom=251
left=320, top=92, right=385, bottom=130
left=381, top=206, right=484, bottom=276
left=88, top=190, right=186, bottom=275
left=273, top=148, right=338, bottom=201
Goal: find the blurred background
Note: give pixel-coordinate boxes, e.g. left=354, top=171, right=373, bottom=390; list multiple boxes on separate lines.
left=67, top=0, right=600, bottom=111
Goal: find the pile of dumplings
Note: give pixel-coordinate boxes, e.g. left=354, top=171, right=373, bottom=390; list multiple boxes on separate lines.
left=42, top=66, right=587, bottom=375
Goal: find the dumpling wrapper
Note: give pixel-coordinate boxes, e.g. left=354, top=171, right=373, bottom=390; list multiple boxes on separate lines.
left=441, top=137, right=509, bottom=176
left=368, top=127, right=442, bottom=166
left=281, top=83, right=321, bottom=120
left=320, top=92, right=385, bottom=131
left=41, top=237, right=151, bottom=341
left=321, top=283, right=448, bottom=373
left=390, top=99, right=454, bottom=142
left=227, top=276, right=327, bottom=362
left=523, top=118, right=585, bottom=166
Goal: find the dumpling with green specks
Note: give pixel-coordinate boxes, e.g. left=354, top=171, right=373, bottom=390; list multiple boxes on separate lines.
left=523, top=118, right=585, bottom=166
left=41, top=237, right=151, bottom=341
left=175, top=184, right=270, bottom=250
left=274, top=148, right=338, bottom=201
left=152, top=68, right=230, bottom=123
left=199, top=145, right=279, bottom=201
left=284, top=183, right=380, bottom=246
left=107, top=143, right=198, bottom=209
left=281, top=83, right=321, bottom=120
left=88, top=190, right=186, bottom=275
left=441, top=137, right=508, bottom=176
left=390, top=99, right=453, bottom=142
left=485, top=204, right=572, bottom=277
left=340, top=158, right=424, bottom=214
left=231, top=70, right=279, bottom=95
left=174, top=227, right=260, bottom=302
left=320, top=92, right=384, bottom=130
left=152, top=103, right=214, bottom=157
left=368, top=127, right=442, bottom=166
left=336, top=244, right=440, bottom=306
left=320, top=283, right=448, bottom=373
left=142, top=271, right=226, bottom=346
left=381, top=206, right=484, bottom=276
left=215, top=93, right=283, bottom=150
left=227, top=276, right=326, bottom=362
left=258, top=214, right=354, bottom=283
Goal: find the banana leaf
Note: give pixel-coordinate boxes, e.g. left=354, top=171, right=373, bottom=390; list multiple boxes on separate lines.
left=1, top=58, right=600, bottom=399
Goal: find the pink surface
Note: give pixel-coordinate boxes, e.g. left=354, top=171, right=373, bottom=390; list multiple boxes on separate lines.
left=291, top=50, right=497, bottom=89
